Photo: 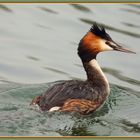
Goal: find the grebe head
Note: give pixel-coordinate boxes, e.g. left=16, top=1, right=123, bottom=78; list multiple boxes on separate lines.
left=78, top=23, right=135, bottom=62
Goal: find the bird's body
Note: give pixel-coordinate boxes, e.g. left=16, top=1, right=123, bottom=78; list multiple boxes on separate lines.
left=31, top=23, right=135, bottom=115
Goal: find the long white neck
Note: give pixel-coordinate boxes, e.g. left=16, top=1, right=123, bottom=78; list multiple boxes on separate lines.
left=83, top=59, right=110, bottom=93
left=89, top=59, right=108, bottom=83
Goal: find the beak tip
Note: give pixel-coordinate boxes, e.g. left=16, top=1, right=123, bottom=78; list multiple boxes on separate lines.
left=129, top=51, right=136, bottom=54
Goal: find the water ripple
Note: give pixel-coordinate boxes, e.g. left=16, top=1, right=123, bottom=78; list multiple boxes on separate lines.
left=121, top=8, right=140, bottom=15
left=39, top=6, right=58, bottom=14
left=122, top=22, right=140, bottom=29
left=102, top=67, right=140, bottom=87
left=69, top=4, right=92, bottom=13
left=0, top=4, right=12, bottom=13
left=0, top=81, right=139, bottom=136
left=79, top=18, right=140, bottom=38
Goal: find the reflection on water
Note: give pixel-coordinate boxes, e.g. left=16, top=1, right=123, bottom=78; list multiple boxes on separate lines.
left=0, top=3, right=139, bottom=136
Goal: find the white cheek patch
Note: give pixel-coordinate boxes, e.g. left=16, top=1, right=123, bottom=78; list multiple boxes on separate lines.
left=49, top=106, right=61, bottom=112
left=100, top=40, right=113, bottom=51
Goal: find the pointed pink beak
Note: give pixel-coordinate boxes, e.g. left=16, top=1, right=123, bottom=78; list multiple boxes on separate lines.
left=106, top=41, right=136, bottom=54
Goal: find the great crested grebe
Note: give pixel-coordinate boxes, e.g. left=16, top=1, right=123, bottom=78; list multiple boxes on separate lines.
left=31, top=23, right=135, bottom=115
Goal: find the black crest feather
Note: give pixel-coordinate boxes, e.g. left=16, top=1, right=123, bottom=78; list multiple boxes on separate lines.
left=90, top=23, right=112, bottom=41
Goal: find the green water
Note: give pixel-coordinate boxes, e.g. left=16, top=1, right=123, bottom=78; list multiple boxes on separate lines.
left=0, top=3, right=140, bottom=136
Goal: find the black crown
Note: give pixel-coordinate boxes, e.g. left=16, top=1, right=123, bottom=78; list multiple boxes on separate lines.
left=90, top=23, right=112, bottom=41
